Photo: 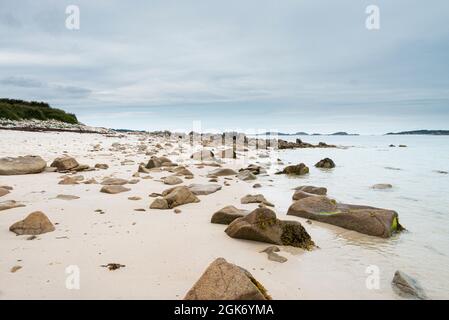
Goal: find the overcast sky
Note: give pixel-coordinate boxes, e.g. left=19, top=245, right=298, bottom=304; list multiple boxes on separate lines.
left=0, top=0, right=448, bottom=134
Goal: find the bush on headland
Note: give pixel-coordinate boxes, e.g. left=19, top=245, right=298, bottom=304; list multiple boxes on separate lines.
left=0, top=98, right=78, bottom=124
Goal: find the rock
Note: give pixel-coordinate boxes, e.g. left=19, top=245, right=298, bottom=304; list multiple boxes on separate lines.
left=58, top=177, right=79, bottom=185
left=237, top=170, right=257, bottom=181
left=0, top=200, right=25, bottom=211
left=191, top=150, right=215, bottom=161
left=128, top=196, right=141, bottom=201
left=287, top=196, right=404, bottom=238
left=241, top=194, right=274, bottom=207
left=239, top=165, right=266, bottom=175
left=149, top=192, right=162, bottom=197
left=253, top=183, right=262, bottom=188
left=101, top=178, right=128, bottom=185
left=174, top=167, right=194, bottom=177
left=211, top=205, right=249, bottom=225
left=10, top=265, right=22, bottom=273
left=276, top=163, right=309, bottom=175
left=372, top=183, right=393, bottom=190
left=50, top=156, right=79, bottom=171
left=162, top=176, right=183, bottom=185
left=0, top=185, right=13, bottom=190
left=225, top=207, right=315, bottom=249
left=101, top=263, right=125, bottom=271
left=0, top=155, right=47, bottom=175
left=128, top=179, right=139, bottom=184
left=174, top=209, right=181, bottom=214
left=261, top=246, right=288, bottom=263
left=389, top=144, right=396, bottom=147
left=150, top=198, right=169, bottom=209
left=0, top=187, right=10, bottom=197
left=392, top=270, right=427, bottom=300
left=9, top=211, right=55, bottom=235
left=145, top=157, right=162, bottom=169
left=292, top=190, right=317, bottom=201
left=74, top=164, right=91, bottom=172
left=399, top=144, right=407, bottom=148
left=138, top=164, right=151, bottom=173
left=293, top=185, right=327, bottom=195
left=184, top=258, right=271, bottom=300
left=161, top=186, right=200, bottom=209
left=95, top=163, right=109, bottom=170
left=207, top=168, right=238, bottom=177
left=315, top=158, right=335, bottom=168
left=83, top=178, right=98, bottom=184
left=100, top=185, right=130, bottom=194
left=188, top=184, right=222, bottom=195
left=56, top=194, right=80, bottom=200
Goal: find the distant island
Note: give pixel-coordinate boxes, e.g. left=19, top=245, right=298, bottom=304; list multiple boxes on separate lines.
left=257, top=131, right=358, bottom=136
left=386, top=130, right=449, bottom=136
left=0, top=98, right=78, bottom=124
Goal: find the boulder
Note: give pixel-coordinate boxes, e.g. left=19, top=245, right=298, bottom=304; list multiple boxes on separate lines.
left=392, top=270, right=427, bottom=300
left=138, top=164, right=151, bottom=173
left=191, top=150, right=215, bottom=161
left=0, top=155, right=47, bottom=175
left=152, top=186, right=200, bottom=209
left=150, top=198, right=169, bottom=209
left=58, top=177, right=80, bottom=185
left=174, top=167, right=194, bottom=177
left=184, top=258, right=271, bottom=300
left=188, top=184, right=222, bottom=195
left=0, top=200, right=25, bottom=211
left=50, top=156, right=79, bottom=171
left=207, top=168, right=237, bottom=177
left=239, top=164, right=266, bottom=175
left=101, top=178, right=128, bottom=185
left=162, top=176, right=183, bottom=185
left=211, top=205, right=249, bottom=225
left=292, top=190, right=317, bottom=201
left=276, top=163, right=309, bottom=175
left=9, top=211, right=55, bottom=235
left=145, top=157, right=162, bottom=169
left=315, top=158, right=335, bottom=168
left=95, top=163, right=109, bottom=170
left=225, top=207, right=315, bottom=249
left=237, top=170, right=257, bottom=181
left=241, top=194, right=274, bottom=207
left=293, top=185, right=327, bottom=195
left=100, top=185, right=130, bottom=194
left=287, top=196, right=404, bottom=238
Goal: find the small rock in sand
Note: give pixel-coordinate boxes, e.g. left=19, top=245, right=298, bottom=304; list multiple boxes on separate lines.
left=9, top=211, right=55, bottom=235
left=241, top=194, right=274, bottom=207
left=95, top=163, right=109, bottom=170
left=56, top=194, right=80, bottom=200
left=101, top=178, right=128, bottom=185
left=188, top=184, right=222, bottom=195
left=50, top=155, right=79, bottom=171
left=128, top=196, right=141, bottom=201
left=162, top=176, right=183, bottom=185
left=10, top=265, right=22, bottom=273
left=100, top=185, right=130, bottom=194
left=0, top=187, right=10, bottom=197
left=207, top=168, right=238, bottom=177
left=261, top=246, right=288, bottom=263
left=101, top=263, right=125, bottom=271
left=0, top=200, right=25, bottom=211
left=253, top=183, right=262, bottom=188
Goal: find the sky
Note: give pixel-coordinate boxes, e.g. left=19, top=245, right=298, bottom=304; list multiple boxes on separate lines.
left=0, top=0, right=448, bottom=134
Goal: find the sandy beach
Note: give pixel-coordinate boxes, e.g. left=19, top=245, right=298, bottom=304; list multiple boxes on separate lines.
left=0, top=129, right=416, bottom=300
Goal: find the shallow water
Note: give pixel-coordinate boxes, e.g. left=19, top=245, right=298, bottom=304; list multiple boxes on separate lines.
left=252, top=135, right=449, bottom=299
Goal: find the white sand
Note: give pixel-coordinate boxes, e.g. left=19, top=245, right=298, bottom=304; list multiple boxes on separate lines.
left=0, top=130, right=397, bottom=299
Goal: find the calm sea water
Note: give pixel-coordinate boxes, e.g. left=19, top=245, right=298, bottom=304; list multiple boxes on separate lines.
left=252, top=134, right=449, bottom=299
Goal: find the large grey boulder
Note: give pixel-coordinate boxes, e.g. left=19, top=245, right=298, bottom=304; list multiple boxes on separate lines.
left=287, top=196, right=404, bottom=238
left=184, top=258, right=271, bottom=300
left=0, top=156, right=46, bottom=175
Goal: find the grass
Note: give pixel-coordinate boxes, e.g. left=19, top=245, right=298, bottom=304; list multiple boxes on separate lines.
left=0, top=98, right=78, bottom=124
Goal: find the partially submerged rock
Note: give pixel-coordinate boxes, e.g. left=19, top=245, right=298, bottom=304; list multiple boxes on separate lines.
left=315, top=158, right=335, bottom=168
left=239, top=165, right=266, bottom=175
left=188, top=184, right=222, bottom=195
left=241, top=194, right=274, bottom=207
left=211, top=205, right=249, bottom=225
left=372, top=183, right=393, bottom=190
left=184, top=257, right=271, bottom=300
left=0, top=155, right=47, bottom=175
left=9, top=211, right=55, bottom=235
left=225, top=207, right=315, bottom=249
left=392, top=270, right=427, bottom=300
left=100, top=185, right=130, bottom=194
left=293, top=185, right=327, bottom=195
left=287, top=196, right=404, bottom=238
left=276, top=163, right=309, bottom=175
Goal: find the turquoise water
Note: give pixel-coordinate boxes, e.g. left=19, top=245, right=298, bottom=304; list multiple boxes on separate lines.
left=252, top=135, right=449, bottom=299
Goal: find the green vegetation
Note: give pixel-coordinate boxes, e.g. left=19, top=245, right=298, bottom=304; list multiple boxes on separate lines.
left=0, top=98, right=78, bottom=124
